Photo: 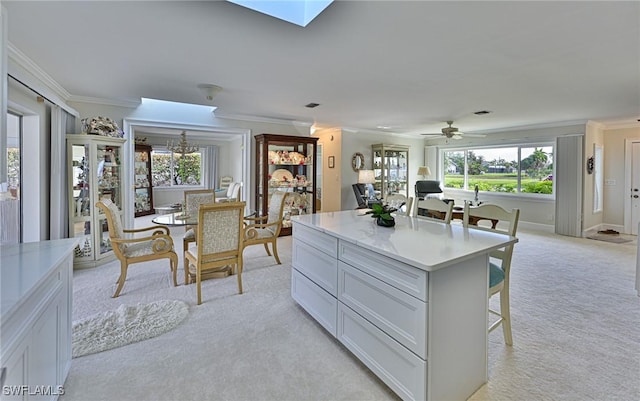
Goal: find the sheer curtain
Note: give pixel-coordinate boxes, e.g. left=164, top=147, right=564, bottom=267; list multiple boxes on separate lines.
left=204, top=145, right=219, bottom=189
left=50, top=106, right=74, bottom=239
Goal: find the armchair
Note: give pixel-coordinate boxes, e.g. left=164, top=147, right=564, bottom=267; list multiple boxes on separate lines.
left=183, top=189, right=216, bottom=283
left=243, top=191, right=288, bottom=264
left=415, top=180, right=443, bottom=200
left=96, top=199, right=178, bottom=298
left=184, top=202, right=246, bottom=305
left=216, top=182, right=241, bottom=202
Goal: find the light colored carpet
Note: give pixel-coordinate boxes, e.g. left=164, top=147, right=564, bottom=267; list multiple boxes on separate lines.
left=72, top=299, right=189, bottom=358
left=60, top=224, right=639, bottom=401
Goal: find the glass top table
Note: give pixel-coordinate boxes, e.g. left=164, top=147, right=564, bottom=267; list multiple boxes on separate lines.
left=152, top=212, right=198, bottom=226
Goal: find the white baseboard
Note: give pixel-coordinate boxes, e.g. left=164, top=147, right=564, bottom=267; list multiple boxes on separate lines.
left=519, top=221, right=554, bottom=233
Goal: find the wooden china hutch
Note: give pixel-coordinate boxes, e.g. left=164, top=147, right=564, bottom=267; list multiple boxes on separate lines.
left=254, top=134, right=318, bottom=236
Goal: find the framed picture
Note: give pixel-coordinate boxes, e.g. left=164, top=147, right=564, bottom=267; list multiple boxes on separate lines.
left=328, top=156, right=335, bottom=169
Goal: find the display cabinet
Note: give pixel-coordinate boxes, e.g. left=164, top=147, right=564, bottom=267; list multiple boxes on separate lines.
left=134, top=144, right=154, bottom=217
left=254, top=134, right=318, bottom=236
left=67, top=134, right=126, bottom=268
left=372, top=144, right=409, bottom=199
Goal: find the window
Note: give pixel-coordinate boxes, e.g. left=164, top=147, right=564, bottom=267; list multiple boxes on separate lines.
left=442, top=144, right=554, bottom=195
left=151, top=149, right=203, bottom=187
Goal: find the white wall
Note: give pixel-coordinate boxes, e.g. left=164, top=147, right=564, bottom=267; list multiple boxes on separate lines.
left=583, top=121, right=605, bottom=232
left=314, top=127, right=342, bottom=212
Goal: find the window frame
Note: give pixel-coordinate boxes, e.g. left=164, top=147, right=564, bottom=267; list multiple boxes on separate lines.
left=439, top=142, right=555, bottom=200
left=151, top=147, right=205, bottom=189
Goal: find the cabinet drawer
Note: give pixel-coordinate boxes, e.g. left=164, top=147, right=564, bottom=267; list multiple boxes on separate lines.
left=339, top=241, right=428, bottom=301
left=293, top=223, right=338, bottom=258
left=291, top=269, right=337, bottom=337
left=338, top=261, right=427, bottom=359
left=292, top=239, right=338, bottom=296
left=337, top=303, right=426, bottom=401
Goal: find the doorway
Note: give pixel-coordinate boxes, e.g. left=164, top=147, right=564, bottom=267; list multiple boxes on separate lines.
left=624, top=139, right=640, bottom=235
left=122, top=119, right=251, bottom=229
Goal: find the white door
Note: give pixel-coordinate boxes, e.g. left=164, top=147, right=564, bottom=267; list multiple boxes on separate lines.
left=632, top=142, right=640, bottom=235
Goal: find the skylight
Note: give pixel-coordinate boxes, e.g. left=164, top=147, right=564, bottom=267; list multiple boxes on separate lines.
left=140, top=98, right=217, bottom=114
left=227, top=0, right=333, bottom=27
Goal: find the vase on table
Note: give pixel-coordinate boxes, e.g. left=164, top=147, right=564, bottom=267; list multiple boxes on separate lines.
left=376, top=216, right=395, bottom=227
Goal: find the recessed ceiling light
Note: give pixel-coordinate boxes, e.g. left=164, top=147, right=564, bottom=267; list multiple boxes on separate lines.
left=474, top=110, right=491, bottom=115
left=305, top=103, right=320, bottom=108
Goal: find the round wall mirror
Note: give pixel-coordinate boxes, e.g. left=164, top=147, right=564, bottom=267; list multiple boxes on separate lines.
left=352, top=152, right=365, bottom=171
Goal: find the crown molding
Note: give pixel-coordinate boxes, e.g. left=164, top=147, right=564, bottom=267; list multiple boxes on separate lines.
left=68, top=95, right=141, bottom=109
left=601, top=121, right=640, bottom=130
left=8, top=42, right=71, bottom=100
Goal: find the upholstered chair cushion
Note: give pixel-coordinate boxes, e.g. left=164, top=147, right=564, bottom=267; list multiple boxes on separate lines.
left=489, top=262, right=505, bottom=288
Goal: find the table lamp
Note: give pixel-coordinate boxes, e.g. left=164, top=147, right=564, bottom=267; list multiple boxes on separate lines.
left=358, top=169, right=376, bottom=203
left=417, top=166, right=431, bottom=179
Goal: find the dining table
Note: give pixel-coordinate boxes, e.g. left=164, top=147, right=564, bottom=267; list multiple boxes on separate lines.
left=151, top=211, right=198, bottom=227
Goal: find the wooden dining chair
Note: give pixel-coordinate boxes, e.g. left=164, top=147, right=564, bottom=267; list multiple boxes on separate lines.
left=414, top=198, right=454, bottom=223
left=96, top=198, right=178, bottom=298
left=182, top=189, right=215, bottom=283
left=184, top=201, right=246, bottom=305
left=243, top=191, right=288, bottom=265
left=463, top=201, right=520, bottom=345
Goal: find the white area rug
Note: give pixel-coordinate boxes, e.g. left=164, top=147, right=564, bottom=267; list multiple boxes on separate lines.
left=72, top=299, right=189, bottom=358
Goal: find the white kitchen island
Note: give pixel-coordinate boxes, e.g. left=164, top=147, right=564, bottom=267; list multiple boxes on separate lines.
left=291, top=210, right=517, bottom=401
left=1, top=238, right=78, bottom=400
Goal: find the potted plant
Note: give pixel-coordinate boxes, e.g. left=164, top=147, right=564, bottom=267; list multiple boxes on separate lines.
left=365, top=202, right=404, bottom=227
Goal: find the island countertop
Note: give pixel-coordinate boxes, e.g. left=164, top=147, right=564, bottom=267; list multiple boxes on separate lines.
left=292, top=210, right=517, bottom=272
left=1, top=238, right=79, bottom=317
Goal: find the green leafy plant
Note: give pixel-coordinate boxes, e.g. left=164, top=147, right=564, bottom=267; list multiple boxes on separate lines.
left=364, top=203, right=402, bottom=227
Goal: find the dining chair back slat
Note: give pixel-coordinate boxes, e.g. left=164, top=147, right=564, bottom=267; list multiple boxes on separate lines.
left=414, top=198, right=454, bottom=223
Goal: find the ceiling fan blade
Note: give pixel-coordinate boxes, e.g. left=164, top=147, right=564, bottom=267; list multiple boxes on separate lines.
left=461, top=133, right=487, bottom=138
left=420, top=133, right=442, bottom=136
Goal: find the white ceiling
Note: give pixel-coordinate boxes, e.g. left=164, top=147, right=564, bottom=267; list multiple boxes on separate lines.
left=4, top=1, right=640, bottom=138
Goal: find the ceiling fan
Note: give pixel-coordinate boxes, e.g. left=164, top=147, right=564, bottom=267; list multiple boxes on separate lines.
left=421, top=121, right=486, bottom=140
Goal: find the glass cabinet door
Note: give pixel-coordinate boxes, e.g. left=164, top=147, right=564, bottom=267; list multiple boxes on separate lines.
left=372, top=144, right=409, bottom=199
left=96, top=143, right=122, bottom=256
left=67, top=135, right=126, bottom=267
left=70, top=143, right=93, bottom=260
left=255, top=134, right=318, bottom=236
